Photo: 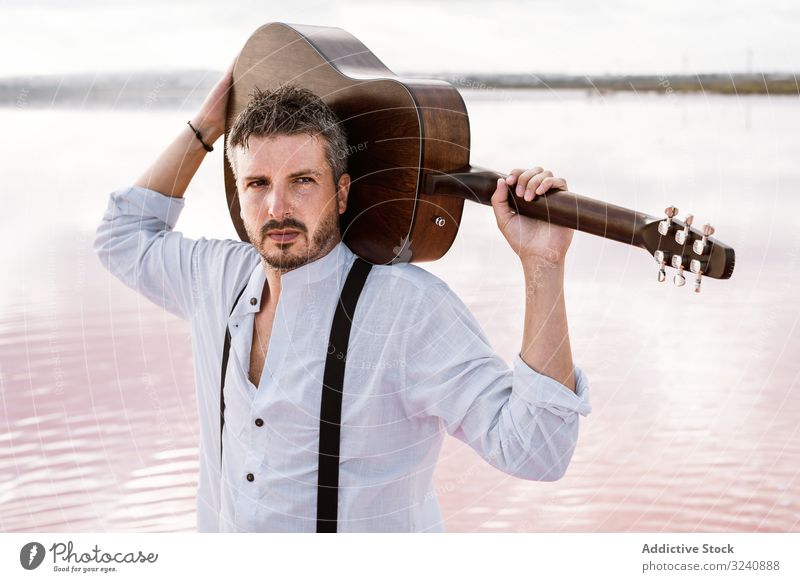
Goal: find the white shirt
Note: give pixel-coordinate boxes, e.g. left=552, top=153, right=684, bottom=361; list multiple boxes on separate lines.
left=94, top=184, right=592, bottom=532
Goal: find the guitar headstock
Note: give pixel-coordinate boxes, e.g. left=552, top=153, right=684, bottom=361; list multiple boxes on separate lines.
left=640, top=206, right=735, bottom=293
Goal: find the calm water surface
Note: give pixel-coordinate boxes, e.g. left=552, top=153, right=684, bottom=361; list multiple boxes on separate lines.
left=1, top=90, right=798, bottom=532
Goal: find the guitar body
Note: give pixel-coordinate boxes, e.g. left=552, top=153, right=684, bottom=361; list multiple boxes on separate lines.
left=225, top=22, right=469, bottom=264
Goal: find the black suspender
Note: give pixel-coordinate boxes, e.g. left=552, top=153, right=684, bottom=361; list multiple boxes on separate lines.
left=218, top=256, right=373, bottom=533
left=316, top=256, right=372, bottom=532
left=220, top=284, right=248, bottom=465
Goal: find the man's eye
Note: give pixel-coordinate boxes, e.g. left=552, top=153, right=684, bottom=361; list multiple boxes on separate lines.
left=296, top=177, right=314, bottom=184
left=249, top=180, right=265, bottom=188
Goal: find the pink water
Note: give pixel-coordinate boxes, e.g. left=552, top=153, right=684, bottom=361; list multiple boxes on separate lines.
left=2, top=92, right=798, bottom=532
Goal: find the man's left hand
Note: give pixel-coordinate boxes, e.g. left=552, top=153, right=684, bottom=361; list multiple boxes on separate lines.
left=490, top=167, right=574, bottom=265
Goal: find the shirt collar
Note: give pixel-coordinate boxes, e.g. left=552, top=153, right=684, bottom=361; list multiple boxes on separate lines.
left=232, top=239, right=356, bottom=317
left=280, top=238, right=355, bottom=289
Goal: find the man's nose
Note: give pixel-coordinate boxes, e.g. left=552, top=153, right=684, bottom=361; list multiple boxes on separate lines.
left=267, top=183, right=293, bottom=218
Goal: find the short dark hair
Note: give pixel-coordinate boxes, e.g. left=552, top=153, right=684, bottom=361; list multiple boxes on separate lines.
left=225, top=84, right=348, bottom=184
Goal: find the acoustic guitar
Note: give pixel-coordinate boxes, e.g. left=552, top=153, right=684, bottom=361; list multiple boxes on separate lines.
left=223, top=22, right=735, bottom=293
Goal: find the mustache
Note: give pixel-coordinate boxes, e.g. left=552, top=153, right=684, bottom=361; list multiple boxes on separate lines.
left=260, top=219, right=306, bottom=239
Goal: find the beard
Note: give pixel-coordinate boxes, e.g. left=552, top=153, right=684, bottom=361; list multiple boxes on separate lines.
left=247, top=203, right=341, bottom=273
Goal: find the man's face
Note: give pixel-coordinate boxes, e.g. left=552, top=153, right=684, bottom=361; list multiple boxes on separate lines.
left=234, top=133, right=349, bottom=272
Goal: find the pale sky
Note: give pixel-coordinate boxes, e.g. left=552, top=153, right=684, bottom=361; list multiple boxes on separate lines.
left=1, top=0, right=798, bottom=78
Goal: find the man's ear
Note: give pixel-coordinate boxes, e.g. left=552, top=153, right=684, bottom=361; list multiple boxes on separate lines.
left=336, top=173, right=350, bottom=215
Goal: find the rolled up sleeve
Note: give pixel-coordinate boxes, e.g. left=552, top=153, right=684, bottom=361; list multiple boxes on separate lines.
left=402, top=282, right=591, bottom=482
left=510, top=353, right=591, bottom=424
left=93, top=184, right=199, bottom=319
left=94, top=184, right=260, bottom=324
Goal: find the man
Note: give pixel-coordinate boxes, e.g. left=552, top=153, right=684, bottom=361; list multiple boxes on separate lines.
left=94, top=59, right=591, bottom=532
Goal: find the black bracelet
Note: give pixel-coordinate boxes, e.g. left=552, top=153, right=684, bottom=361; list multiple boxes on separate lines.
left=187, top=120, right=214, bottom=152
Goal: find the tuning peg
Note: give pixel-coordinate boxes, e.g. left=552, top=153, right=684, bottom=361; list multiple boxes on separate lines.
left=658, top=206, right=679, bottom=236
left=671, top=254, right=686, bottom=286
left=692, top=223, right=715, bottom=255
left=690, top=259, right=706, bottom=293
left=654, top=250, right=671, bottom=282
left=675, top=214, right=694, bottom=245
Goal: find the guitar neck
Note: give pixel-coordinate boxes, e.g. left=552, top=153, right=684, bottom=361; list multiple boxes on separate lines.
left=423, top=166, right=653, bottom=248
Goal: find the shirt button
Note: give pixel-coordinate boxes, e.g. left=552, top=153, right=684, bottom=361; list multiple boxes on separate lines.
left=250, top=297, right=257, bottom=305
left=246, top=473, right=254, bottom=482
left=254, top=418, right=264, bottom=427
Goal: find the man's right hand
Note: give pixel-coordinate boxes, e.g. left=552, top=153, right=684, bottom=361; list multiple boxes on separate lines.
left=192, top=52, right=239, bottom=145
left=134, top=50, right=241, bottom=198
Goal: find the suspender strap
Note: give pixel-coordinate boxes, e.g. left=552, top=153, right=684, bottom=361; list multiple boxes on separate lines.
left=220, top=284, right=248, bottom=465
left=316, top=256, right=373, bottom=532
